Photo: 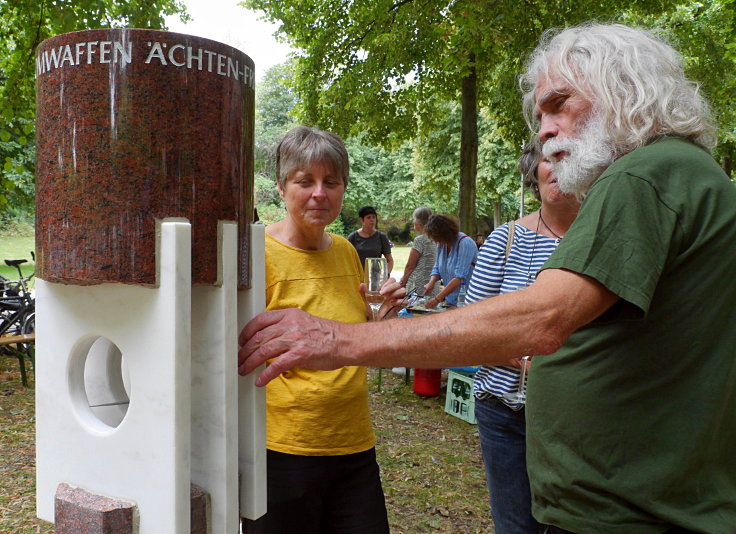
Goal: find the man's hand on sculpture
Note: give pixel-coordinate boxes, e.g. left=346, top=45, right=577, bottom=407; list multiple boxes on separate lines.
left=239, top=278, right=405, bottom=385
left=238, top=308, right=345, bottom=386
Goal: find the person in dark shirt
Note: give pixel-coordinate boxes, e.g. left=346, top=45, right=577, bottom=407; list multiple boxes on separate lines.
left=347, top=206, right=393, bottom=273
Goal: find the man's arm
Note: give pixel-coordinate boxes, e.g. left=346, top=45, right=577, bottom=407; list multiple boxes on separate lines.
left=238, top=268, right=619, bottom=386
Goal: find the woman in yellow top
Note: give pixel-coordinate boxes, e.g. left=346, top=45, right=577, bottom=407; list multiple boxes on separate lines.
left=244, top=126, right=404, bottom=534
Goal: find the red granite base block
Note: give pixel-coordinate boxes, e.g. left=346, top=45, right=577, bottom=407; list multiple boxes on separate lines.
left=55, top=483, right=136, bottom=534
left=190, top=484, right=210, bottom=534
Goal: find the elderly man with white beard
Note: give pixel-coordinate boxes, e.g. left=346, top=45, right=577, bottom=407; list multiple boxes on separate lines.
left=239, top=23, right=736, bottom=533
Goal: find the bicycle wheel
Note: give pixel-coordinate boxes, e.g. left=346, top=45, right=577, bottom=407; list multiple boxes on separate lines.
left=21, top=311, right=35, bottom=335
left=0, top=274, right=7, bottom=297
left=21, top=311, right=35, bottom=337
left=20, top=310, right=36, bottom=367
left=0, top=300, right=24, bottom=336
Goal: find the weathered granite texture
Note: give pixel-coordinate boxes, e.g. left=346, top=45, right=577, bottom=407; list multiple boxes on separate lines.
left=190, top=484, right=210, bottom=534
left=55, top=483, right=136, bottom=534
left=54, top=483, right=212, bottom=533
left=35, top=29, right=255, bottom=287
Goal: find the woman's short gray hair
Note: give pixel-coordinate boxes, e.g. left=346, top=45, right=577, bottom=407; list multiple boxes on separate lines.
left=412, top=206, right=432, bottom=226
left=520, top=23, right=717, bottom=151
left=276, top=126, right=350, bottom=188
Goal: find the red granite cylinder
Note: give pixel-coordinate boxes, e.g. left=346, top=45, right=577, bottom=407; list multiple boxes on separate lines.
left=35, top=29, right=254, bottom=287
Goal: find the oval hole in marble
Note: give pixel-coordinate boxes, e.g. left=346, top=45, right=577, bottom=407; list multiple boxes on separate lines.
left=68, top=336, right=130, bottom=432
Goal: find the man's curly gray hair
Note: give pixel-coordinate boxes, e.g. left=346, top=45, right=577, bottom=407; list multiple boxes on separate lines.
left=520, top=23, right=717, bottom=152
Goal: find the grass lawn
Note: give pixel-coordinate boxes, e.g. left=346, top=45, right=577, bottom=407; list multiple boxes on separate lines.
left=370, top=369, right=490, bottom=533
left=0, top=235, right=35, bottom=282
left=0, top=359, right=491, bottom=533
left=0, top=360, right=53, bottom=534
left=390, top=245, right=410, bottom=278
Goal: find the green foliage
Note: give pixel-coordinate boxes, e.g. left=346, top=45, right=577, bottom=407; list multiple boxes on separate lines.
left=413, top=102, right=520, bottom=222
left=0, top=116, right=35, bottom=214
left=243, top=0, right=685, bottom=148
left=254, top=60, right=299, bottom=179
left=253, top=62, right=298, bottom=223
left=251, top=0, right=735, bottom=234
left=325, top=216, right=348, bottom=237
left=243, top=0, right=693, bottom=234
left=255, top=202, right=287, bottom=225
left=621, top=0, right=736, bottom=175
left=0, top=0, right=188, bottom=218
left=254, top=174, right=280, bottom=206
left=385, top=222, right=412, bottom=244
left=343, top=134, right=419, bottom=220
left=0, top=206, right=35, bottom=237
left=253, top=61, right=524, bottom=233
left=256, top=60, right=299, bottom=130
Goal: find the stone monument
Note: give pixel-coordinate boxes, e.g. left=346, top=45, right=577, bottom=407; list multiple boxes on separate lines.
left=34, top=28, right=266, bottom=533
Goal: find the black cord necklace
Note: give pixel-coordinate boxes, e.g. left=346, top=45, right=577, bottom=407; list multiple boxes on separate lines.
left=525, top=213, right=543, bottom=284
left=538, top=208, right=563, bottom=240
left=525, top=208, right=564, bottom=284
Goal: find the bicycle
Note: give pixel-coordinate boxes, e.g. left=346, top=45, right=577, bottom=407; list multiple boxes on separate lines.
left=0, top=255, right=36, bottom=385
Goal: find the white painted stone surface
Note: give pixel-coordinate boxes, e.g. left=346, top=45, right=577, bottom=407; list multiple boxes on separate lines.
left=36, top=221, right=266, bottom=533
left=36, top=221, right=193, bottom=533
left=83, top=337, right=129, bottom=428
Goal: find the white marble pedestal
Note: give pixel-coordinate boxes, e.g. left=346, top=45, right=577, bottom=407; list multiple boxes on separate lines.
left=36, top=221, right=266, bottom=533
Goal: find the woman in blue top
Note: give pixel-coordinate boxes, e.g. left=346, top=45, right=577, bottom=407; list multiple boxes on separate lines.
left=465, top=141, right=579, bottom=534
left=422, top=214, right=478, bottom=308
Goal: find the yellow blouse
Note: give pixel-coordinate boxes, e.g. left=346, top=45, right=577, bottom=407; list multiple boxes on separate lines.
left=263, top=233, right=375, bottom=455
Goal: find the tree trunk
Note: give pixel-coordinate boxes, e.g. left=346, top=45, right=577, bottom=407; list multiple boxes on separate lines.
left=722, top=141, right=733, bottom=179
left=493, top=200, right=501, bottom=229
left=458, top=56, right=478, bottom=237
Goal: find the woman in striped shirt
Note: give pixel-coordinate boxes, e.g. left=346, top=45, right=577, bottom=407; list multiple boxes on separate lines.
left=466, top=140, right=579, bottom=534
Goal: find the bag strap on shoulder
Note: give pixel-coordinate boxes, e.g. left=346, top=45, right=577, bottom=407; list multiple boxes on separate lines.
left=505, top=221, right=516, bottom=262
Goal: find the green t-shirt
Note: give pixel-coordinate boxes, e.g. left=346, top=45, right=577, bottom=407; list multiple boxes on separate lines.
left=527, top=137, right=736, bottom=532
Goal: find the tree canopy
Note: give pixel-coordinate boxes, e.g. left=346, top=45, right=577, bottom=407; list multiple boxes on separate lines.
left=4, top=0, right=733, bottom=229
left=243, top=0, right=735, bottom=233
left=623, top=1, right=736, bottom=175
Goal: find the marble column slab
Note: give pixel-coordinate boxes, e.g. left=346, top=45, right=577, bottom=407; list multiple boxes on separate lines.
left=238, top=223, right=267, bottom=520
left=190, top=222, right=240, bottom=533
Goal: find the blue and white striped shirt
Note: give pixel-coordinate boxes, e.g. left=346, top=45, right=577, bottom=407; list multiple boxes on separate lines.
left=466, top=222, right=560, bottom=409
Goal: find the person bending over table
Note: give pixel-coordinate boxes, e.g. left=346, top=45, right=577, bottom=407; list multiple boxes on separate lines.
left=422, top=214, right=477, bottom=308
left=399, top=206, right=439, bottom=299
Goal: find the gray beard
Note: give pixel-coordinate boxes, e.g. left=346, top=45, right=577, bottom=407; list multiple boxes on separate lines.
left=542, top=115, right=618, bottom=196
